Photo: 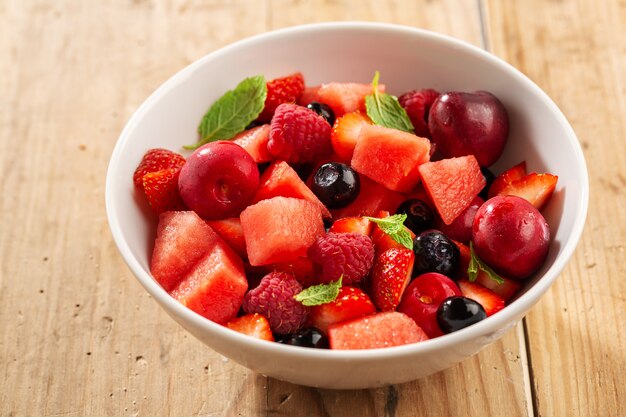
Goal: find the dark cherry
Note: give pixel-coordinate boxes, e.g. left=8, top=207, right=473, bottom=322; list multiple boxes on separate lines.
left=479, top=167, right=495, bottom=200
left=312, top=162, right=360, bottom=209
left=412, top=229, right=460, bottom=277
left=307, top=102, right=336, bottom=126
left=436, top=296, right=487, bottom=333
left=396, top=199, right=434, bottom=234
left=278, top=327, right=329, bottom=349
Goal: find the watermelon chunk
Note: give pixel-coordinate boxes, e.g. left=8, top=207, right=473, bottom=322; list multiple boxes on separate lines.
left=252, top=160, right=331, bottom=218
left=232, top=124, right=273, bottom=163
left=240, top=196, right=325, bottom=266
left=418, top=155, right=486, bottom=225
left=317, top=82, right=385, bottom=117
left=206, top=217, right=247, bottom=259
left=328, top=312, right=429, bottom=350
left=331, top=175, right=405, bottom=219
left=150, top=211, right=221, bottom=291
left=169, top=241, right=247, bottom=324
left=351, top=124, right=431, bottom=193
left=297, top=85, right=321, bottom=106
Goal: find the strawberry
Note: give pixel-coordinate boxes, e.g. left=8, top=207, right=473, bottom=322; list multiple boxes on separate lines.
left=370, top=247, right=415, bottom=311
left=258, top=72, right=305, bottom=122
left=330, top=111, right=371, bottom=161
left=488, top=161, right=527, bottom=198
left=457, top=279, right=505, bottom=317
left=272, top=257, right=317, bottom=287
left=497, top=172, right=558, bottom=210
left=142, top=167, right=186, bottom=214
left=328, top=216, right=373, bottom=235
left=206, top=217, right=247, bottom=259
left=133, top=148, right=186, bottom=189
left=309, top=286, right=376, bottom=333
left=226, top=313, right=275, bottom=342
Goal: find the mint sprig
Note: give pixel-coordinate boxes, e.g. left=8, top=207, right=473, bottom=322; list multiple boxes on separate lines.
left=185, top=75, right=267, bottom=150
left=294, top=276, right=342, bottom=307
left=468, top=241, right=505, bottom=284
left=364, top=71, right=414, bottom=133
left=364, top=214, right=414, bottom=250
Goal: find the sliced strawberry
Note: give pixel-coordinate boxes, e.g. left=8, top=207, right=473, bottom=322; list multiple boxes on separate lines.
left=272, top=256, right=317, bottom=287
left=206, top=217, right=247, bottom=259
left=142, top=167, right=186, bottom=214
left=457, top=279, right=505, bottom=317
left=297, top=85, right=321, bottom=106
left=328, top=216, right=373, bottom=236
left=226, top=313, right=274, bottom=342
left=497, top=172, right=558, bottom=210
left=487, top=161, right=527, bottom=198
left=370, top=248, right=415, bottom=311
left=474, top=273, right=522, bottom=302
left=330, top=111, right=372, bottom=161
left=133, top=148, right=185, bottom=189
left=232, top=124, right=273, bottom=163
left=309, top=286, right=376, bottom=333
left=258, top=72, right=305, bottom=122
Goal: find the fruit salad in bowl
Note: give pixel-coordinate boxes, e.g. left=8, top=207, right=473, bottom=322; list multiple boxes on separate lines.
left=106, top=22, right=588, bottom=389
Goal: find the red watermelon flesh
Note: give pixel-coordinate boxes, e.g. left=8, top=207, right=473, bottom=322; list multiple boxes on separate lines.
left=150, top=211, right=221, bottom=291
left=331, top=175, right=405, bottom=219
left=328, top=312, right=429, bottom=350
left=418, top=155, right=486, bottom=225
left=240, top=196, right=325, bottom=266
left=252, top=160, right=331, bottom=218
left=297, top=85, right=321, bottom=106
left=169, top=242, right=247, bottom=324
left=351, top=124, right=431, bottom=193
left=232, top=124, right=273, bottom=163
left=317, top=82, right=385, bottom=117
left=206, top=217, right=247, bottom=259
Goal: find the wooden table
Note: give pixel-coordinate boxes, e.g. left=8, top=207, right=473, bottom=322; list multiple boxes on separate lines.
left=1, top=1, right=624, bottom=415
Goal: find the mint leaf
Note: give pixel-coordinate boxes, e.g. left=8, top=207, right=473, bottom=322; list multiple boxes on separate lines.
left=468, top=241, right=505, bottom=284
left=365, top=71, right=414, bottom=133
left=364, top=214, right=414, bottom=250
left=294, top=276, right=342, bottom=307
left=185, top=75, right=267, bottom=150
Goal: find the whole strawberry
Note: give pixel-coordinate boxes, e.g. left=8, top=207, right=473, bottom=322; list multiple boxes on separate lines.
left=258, top=72, right=305, bottom=122
left=268, top=103, right=332, bottom=164
left=398, top=89, right=440, bottom=139
left=307, top=232, right=374, bottom=285
left=142, top=167, right=186, bottom=214
left=133, top=148, right=186, bottom=189
left=242, top=271, right=309, bottom=335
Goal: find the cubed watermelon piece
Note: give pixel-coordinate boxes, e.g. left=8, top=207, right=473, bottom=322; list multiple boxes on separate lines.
left=252, top=160, right=331, bottom=218
left=331, top=175, right=405, bottom=219
left=317, top=82, right=385, bottom=117
left=150, top=211, right=221, bottom=291
left=206, top=217, right=247, bottom=259
left=240, top=196, right=325, bottom=266
left=232, top=124, right=273, bottom=163
left=418, top=155, right=486, bottom=225
left=297, top=85, right=321, bottom=106
left=351, top=124, right=431, bottom=193
left=169, top=241, right=247, bottom=324
left=328, top=312, right=429, bottom=350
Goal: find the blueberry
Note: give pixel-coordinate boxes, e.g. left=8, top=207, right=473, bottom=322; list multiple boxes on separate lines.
left=436, top=296, right=487, bottom=333
left=312, top=162, right=360, bottom=209
left=278, top=327, right=329, bottom=349
left=306, top=102, right=336, bottom=126
left=479, top=167, right=495, bottom=200
left=396, top=199, right=434, bottom=234
left=412, top=229, right=459, bottom=277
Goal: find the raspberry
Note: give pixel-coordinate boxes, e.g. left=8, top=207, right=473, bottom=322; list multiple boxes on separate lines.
left=258, top=72, right=305, bottom=122
left=398, top=89, right=440, bottom=139
left=307, top=232, right=374, bottom=285
left=268, top=103, right=332, bottom=164
left=242, top=271, right=309, bottom=335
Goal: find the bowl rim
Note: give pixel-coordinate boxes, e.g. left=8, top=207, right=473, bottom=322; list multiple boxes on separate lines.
left=105, top=21, right=589, bottom=361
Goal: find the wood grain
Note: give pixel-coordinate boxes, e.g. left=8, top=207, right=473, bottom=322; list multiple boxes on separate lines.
left=1, top=0, right=621, bottom=415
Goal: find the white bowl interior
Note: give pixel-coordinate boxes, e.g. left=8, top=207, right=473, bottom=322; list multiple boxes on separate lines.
left=106, top=22, right=588, bottom=389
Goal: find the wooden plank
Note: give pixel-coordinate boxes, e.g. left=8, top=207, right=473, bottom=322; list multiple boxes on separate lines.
left=0, top=0, right=532, bottom=416
left=485, top=0, right=626, bottom=416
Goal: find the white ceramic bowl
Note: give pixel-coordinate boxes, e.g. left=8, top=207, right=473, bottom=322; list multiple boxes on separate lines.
left=106, top=22, right=588, bottom=389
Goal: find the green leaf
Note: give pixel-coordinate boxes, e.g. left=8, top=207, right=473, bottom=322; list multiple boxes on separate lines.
left=364, top=71, right=414, bottom=133
left=294, top=276, right=343, bottom=307
left=364, top=214, right=414, bottom=250
left=184, top=75, right=267, bottom=150
left=468, top=241, right=505, bottom=284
